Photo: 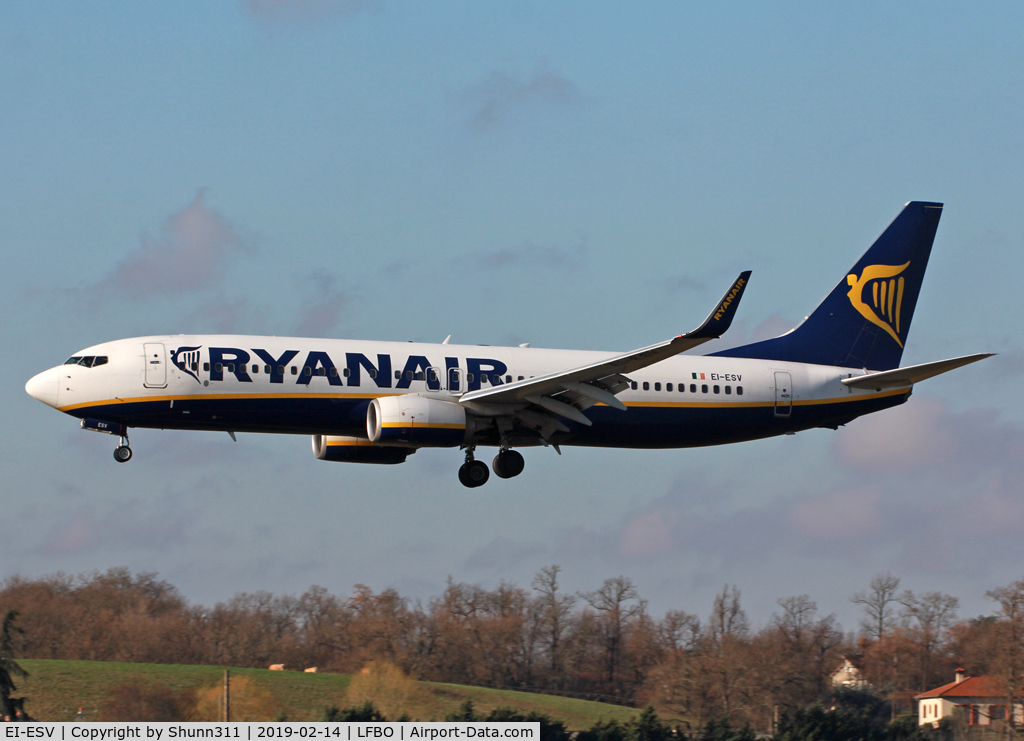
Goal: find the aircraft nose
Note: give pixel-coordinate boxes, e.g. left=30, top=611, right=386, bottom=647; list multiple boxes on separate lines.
left=25, top=367, right=60, bottom=408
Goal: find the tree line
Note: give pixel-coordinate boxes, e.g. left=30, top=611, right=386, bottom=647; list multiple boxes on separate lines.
left=3, top=566, right=1024, bottom=732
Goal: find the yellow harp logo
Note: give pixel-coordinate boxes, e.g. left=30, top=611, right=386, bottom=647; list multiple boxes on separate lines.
left=846, top=262, right=910, bottom=347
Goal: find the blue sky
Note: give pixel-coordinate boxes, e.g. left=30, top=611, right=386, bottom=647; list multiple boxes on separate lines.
left=3, top=1, right=1023, bottom=632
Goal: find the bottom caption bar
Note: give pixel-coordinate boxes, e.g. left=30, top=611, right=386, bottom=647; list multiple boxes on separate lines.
left=0, top=723, right=539, bottom=740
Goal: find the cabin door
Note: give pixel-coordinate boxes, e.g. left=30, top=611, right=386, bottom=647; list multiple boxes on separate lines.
left=774, top=371, right=792, bottom=417
left=143, top=343, right=168, bottom=388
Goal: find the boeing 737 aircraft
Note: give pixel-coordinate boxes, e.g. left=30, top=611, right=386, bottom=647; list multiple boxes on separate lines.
left=26, top=202, right=991, bottom=487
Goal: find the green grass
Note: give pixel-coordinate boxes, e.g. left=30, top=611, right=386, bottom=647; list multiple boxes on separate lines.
left=15, top=660, right=639, bottom=729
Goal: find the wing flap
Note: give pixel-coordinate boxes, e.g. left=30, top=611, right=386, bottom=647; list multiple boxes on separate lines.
left=460, top=271, right=751, bottom=408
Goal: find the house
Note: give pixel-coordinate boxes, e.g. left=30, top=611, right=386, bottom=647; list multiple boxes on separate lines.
left=915, top=669, right=1024, bottom=727
left=830, top=655, right=869, bottom=689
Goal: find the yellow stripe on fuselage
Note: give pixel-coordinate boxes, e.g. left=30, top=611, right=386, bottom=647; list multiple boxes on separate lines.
left=58, top=387, right=907, bottom=414
left=57, top=391, right=402, bottom=413
left=380, top=422, right=465, bottom=429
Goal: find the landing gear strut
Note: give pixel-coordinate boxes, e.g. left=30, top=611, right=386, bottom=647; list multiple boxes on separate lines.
left=113, top=435, right=132, bottom=463
left=458, top=446, right=489, bottom=488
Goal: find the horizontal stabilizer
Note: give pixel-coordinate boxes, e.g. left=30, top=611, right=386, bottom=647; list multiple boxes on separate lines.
left=841, top=353, right=994, bottom=390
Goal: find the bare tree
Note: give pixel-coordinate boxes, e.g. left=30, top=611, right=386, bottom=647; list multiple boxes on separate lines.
left=986, top=579, right=1024, bottom=734
left=900, top=590, right=959, bottom=690
left=709, top=585, right=749, bottom=641
left=851, top=572, right=902, bottom=640
left=531, top=565, right=576, bottom=682
left=580, top=576, right=646, bottom=690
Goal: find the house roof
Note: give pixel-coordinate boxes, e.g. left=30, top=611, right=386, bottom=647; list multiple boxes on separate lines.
left=915, top=676, right=1014, bottom=700
left=830, top=655, right=864, bottom=677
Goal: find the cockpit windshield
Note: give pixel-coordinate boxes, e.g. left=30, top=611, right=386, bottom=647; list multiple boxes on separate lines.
left=64, top=356, right=108, bottom=367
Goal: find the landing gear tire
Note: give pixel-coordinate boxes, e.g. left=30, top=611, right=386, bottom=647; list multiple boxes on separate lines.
left=458, top=460, right=490, bottom=488
left=113, top=445, right=133, bottom=463
left=492, top=450, right=525, bottom=479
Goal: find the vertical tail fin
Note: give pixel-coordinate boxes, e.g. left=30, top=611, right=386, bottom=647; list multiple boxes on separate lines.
left=712, top=201, right=943, bottom=370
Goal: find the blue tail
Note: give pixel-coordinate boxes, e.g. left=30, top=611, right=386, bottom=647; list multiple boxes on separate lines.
left=712, top=201, right=943, bottom=370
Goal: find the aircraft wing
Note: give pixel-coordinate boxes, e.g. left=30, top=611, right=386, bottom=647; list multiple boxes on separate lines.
left=459, top=271, right=751, bottom=423
left=840, top=353, right=994, bottom=390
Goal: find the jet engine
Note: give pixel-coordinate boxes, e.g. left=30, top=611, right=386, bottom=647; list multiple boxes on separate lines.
left=311, top=435, right=413, bottom=464
left=367, top=395, right=468, bottom=447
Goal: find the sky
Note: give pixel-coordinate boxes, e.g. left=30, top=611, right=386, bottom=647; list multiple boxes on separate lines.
left=3, top=1, right=1023, bottom=635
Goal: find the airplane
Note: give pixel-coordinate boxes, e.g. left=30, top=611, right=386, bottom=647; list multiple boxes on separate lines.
left=25, top=201, right=992, bottom=487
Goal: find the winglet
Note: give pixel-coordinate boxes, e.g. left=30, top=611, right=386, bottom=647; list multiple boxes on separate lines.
left=684, top=271, right=752, bottom=340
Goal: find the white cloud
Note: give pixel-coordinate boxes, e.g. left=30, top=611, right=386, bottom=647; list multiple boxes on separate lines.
left=292, top=271, right=353, bottom=337
left=90, top=191, right=250, bottom=302
left=461, top=68, right=583, bottom=131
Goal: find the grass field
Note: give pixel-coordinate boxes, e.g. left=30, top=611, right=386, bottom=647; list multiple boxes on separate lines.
left=15, top=659, right=640, bottom=728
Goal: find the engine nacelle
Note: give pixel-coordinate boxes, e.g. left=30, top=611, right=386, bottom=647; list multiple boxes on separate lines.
left=311, top=435, right=413, bottom=465
left=367, top=395, right=468, bottom=447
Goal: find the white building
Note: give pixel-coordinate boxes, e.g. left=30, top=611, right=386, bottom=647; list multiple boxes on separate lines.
left=915, top=670, right=1024, bottom=727
left=830, top=655, right=869, bottom=689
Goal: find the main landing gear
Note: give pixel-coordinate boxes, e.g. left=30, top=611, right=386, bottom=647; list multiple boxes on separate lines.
left=113, top=435, right=132, bottom=463
left=458, top=446, right=525, bottom=487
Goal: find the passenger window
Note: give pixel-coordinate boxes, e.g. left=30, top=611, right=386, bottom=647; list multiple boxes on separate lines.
left=252, top=365, right=259, bottom=374
left=631, top=382, right=638, bottom=390
left=643, top=382, right=650, bottom=391
left=191, top=362, right=198, bottom=371
left=290, top=366, right=297, bottom=375
left=713, top=385, right=719, bottom=394
left=667, top=383, right=673, bottom=392
left=264, top=365, right=271, bottom=374
left=654, top=382, right=662, bottom=391
left=737, top=386, right=743, bottom=396
left=506, top=375, right=512, bottom=383
left=467, top=373, right=474, bottom=382
left=725, top=385, right=731, bottom=394
left=343, top=367, right=350, bottom=377
left=204, top=362, right=210, bottom=371
left=701, top=384, right=708, bottom=393
left=427, top=369, right=436, bottom=381
left=492, top=374, right=501, bottom=384
left=518, top=376, right=524, bottom=381
left=395, top=370, right=401, bottom=380
left=215, top=363, right=223, bottom=373
left=406, top=370, right=414, bottom=380
left=317, top=367, right=326, bottom=376
left=304, top=367, right=312, bottom=376
left=679, top=384, right=685, bottom=393
left=368, top=369, right=377, bottom=379
left=277, top=365, right=284, bottom=375
left=330, top=367, right=337, bottom=378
